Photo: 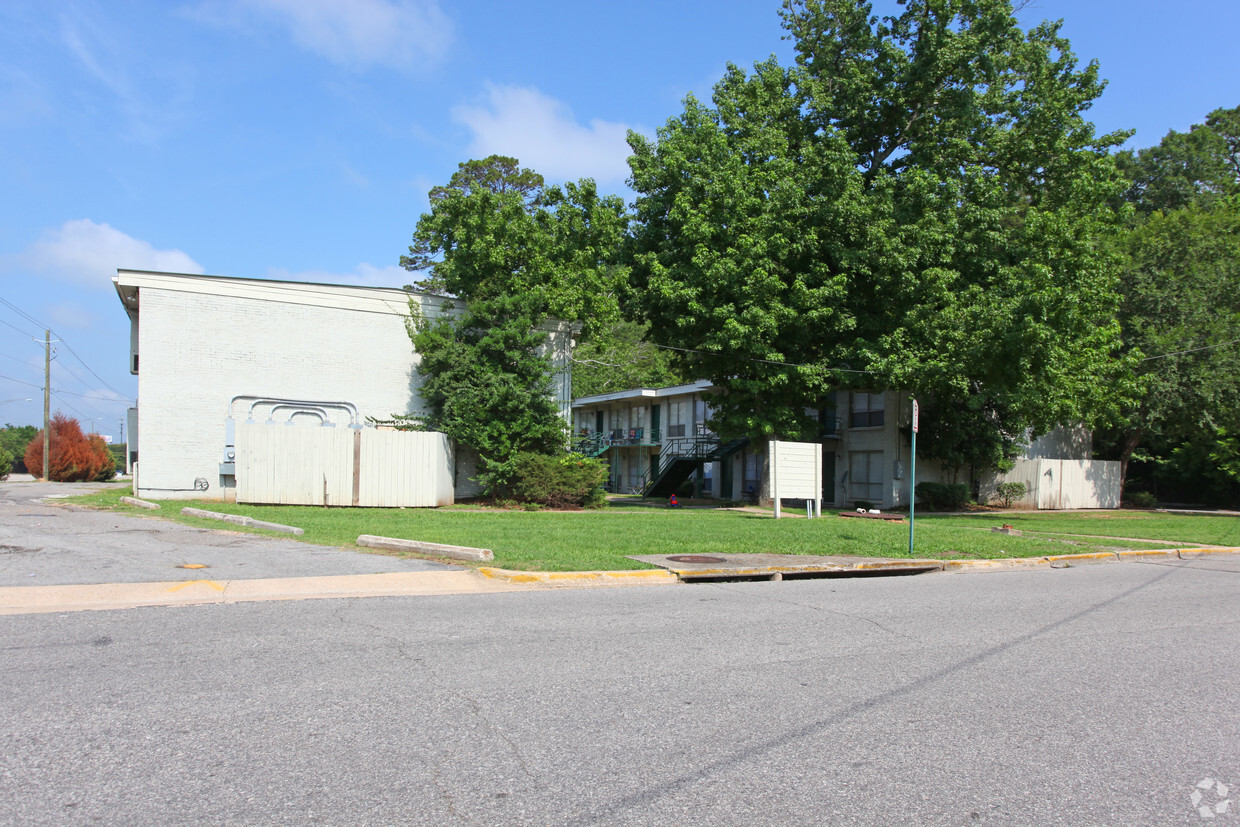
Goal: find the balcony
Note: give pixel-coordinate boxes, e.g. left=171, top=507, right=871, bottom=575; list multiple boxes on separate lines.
left=573, top=428, right=662, bottom=456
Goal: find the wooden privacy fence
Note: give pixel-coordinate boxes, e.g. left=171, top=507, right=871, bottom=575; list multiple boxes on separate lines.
left=981, top=458, right=1121, bottom=509
left=235, top=424, right=454, bottom=507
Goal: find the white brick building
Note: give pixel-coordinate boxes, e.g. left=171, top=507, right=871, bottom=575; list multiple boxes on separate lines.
left=113, top=270, right=573, bottom=502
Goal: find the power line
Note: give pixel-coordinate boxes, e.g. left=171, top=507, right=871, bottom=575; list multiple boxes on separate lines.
left=611, top=337, right=877, bottom=374
left=0, top=372, right=43, bottom=390
left=0, top=295, right=128, bottom=398
left=0, top=296, right=48, bottom=330
left=0, top=317, right=36, bottom=338
left=50, top=391, right=88, bottom=420
left=55, top=339, right=127, bottom=398
left=1140, top=338, right=1240, bottom=362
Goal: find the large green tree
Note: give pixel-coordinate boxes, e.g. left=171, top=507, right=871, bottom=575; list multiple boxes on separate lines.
left=570, top=320, right=686, bottom=398
left=400, top=156, right=632, bottom=488
left=1107, top=194, right=1240, bottom=499
left=627, top=0, right=1132, bottom=469
left=402, top=155, right=629, bottom=333
left=1116, top=105, right=1240, bottom=215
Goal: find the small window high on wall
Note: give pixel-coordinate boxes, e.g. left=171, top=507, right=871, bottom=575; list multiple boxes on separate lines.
left=849, top=392, right=885, bottom=428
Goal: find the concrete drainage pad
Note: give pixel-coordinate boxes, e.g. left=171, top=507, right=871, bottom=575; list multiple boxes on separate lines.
left=629, top=553, right=944, bottom=582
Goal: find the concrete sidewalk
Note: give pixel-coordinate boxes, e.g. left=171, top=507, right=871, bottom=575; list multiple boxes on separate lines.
left=0, top=570, right=528, bottom=615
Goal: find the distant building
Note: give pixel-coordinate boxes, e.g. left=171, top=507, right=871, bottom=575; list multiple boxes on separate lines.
left=113, top=269, right=574, bottom=504
left=572, top=382, right=1119, bottom=509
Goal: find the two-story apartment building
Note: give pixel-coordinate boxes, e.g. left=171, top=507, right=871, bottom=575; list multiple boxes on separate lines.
left=572, top=381, right=938, bottom=508
left=572, top=382, right=1120, bottom=510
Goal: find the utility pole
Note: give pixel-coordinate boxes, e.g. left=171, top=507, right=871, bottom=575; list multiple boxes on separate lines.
left=43, top=330, right=50, bottom=481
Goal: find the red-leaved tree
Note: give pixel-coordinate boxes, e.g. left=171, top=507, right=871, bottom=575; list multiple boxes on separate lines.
left=24, top=412, right=115, bottom=482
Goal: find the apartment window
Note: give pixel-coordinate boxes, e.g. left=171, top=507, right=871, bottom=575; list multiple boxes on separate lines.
left=849, top=392, right=885, bottom=428
left=849, top=451, right=884, bottom=503
left=667, top=399, right=688, bottom=437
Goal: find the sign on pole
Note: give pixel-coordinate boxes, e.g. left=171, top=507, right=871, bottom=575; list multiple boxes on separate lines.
left=912, top=399, right=919, bottom=433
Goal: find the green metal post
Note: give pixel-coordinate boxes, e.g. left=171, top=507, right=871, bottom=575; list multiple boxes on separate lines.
left=909, top=397, right=917, bottom=556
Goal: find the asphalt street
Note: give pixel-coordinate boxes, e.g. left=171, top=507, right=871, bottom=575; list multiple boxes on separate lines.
left=0, top=481, right=458, bottom=586
left=3, top=552, right=1238, bottom=825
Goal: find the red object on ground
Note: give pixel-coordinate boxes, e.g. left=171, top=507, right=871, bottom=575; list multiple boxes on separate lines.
left=669, top=494, right=680, bottom=508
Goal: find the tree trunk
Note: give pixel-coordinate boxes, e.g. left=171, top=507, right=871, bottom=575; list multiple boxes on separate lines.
left=1118, top=430, right=1143, bottom=499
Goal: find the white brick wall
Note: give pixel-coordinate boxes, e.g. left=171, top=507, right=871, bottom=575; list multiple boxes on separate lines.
left=134, top=283, right=432, bottom=499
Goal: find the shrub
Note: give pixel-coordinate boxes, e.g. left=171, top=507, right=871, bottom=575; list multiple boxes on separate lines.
left=915, top=481, right=971, bottom=511
left=1125, top=490, right=1157, bottom=509
left=993, top=481, right=1028, bottom=508
left=0, top=445, right=12, bottom=481
left=23, top=413, right=115, bottom=482
left=505, top=451, right=608, bottom=509
left=89, top=434, right=117, bottom=481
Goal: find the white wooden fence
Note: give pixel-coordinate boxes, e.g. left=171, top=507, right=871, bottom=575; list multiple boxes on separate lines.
left=235, top=424, right=453, bottom=507
left=981, top=458, right=1121, bottom=509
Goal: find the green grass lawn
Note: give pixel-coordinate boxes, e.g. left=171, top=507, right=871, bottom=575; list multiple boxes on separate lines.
left=61, top=486, right=1213, bottom=572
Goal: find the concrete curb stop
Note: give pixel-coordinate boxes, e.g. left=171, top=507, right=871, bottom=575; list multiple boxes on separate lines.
left=121, top=496, right=161, bottom=510
left=180, top=507, right=304, bottom=536
left=357, top=534, right=493, bottom=563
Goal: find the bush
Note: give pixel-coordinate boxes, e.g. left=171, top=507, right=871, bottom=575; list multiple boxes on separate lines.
left=1, top=425, right=37, bottom=472
left=0, top=445, right=12, bottom=481
left=993, top=481, right=1028, bottom=508
left=505, top=451, right=608, bottom=509
left=23, top=413, right=116, bottom=482
left=1125, top=490, right=1157, bottom=509
left=915, top=482, right=971, bottom=511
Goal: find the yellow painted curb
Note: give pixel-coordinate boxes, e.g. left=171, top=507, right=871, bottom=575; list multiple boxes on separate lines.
left=1045, top=552, right=1120, bottom=568
left=476, top=568, right=679, bottom=587
left=1177, top=547, right=1240, bottom=559
left=1115, top=549, right=1182, bottom=562
left=942, top=558, right=1052, bottom=573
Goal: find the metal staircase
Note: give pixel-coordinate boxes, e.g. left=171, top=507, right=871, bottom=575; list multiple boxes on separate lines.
left=642, top=434, right=749, bottom=498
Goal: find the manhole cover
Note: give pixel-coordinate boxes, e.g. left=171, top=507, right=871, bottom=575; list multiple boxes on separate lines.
left=665, top=555, right=726, bottom=564
left=178, top=563, right=208, bottom=570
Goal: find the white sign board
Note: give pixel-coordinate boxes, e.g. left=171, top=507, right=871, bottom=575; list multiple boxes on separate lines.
left=912, top=399, right=919, bottom=433
left=769, top=440, right=823, bottom=519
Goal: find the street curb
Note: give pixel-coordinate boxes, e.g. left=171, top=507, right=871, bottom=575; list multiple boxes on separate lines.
left=1178, top=547, right=1240, bottom=559
left=942, top=557, right=1052, bottom=573
left=0, top=571, right=526, bottom=615
left=120, top=496, right=161, bottom=510
left=1045, top=552, right=1119, bottom=568
left=180, top=507, right=304, bottom=535
left=358, top=535, right=493, bottom=563
left=477, top=567, right=679, bottom=587
left=1115, top=549, right=1182, bottom=562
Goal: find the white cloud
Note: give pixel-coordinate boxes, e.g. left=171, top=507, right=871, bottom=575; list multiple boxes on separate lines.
left=265, top=263, right=411, bottom=288
left=238, top=0, right=452, bottom=70
left=452, top=83, right=643, bottom=186
left=45, top=301, right=99, bottom=331
left=17, top=220, right=203, bottom=289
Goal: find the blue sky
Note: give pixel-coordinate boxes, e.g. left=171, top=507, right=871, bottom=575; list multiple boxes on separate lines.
left=1, top=0, right=1237, bottom=436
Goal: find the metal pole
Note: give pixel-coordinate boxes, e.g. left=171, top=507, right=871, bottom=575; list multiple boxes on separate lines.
left=908, top=397, right=917, bottom=557
left=43, top=330, right=50, bottom=481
